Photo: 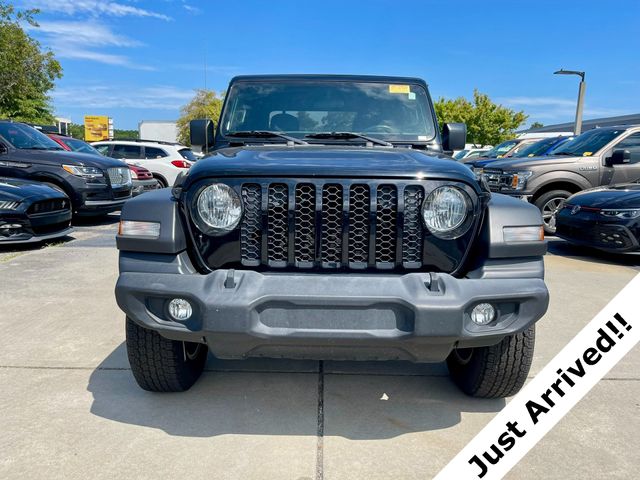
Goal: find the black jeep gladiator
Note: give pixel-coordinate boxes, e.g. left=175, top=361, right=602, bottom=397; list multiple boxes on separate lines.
left=115, top=75, right=549, bottom=398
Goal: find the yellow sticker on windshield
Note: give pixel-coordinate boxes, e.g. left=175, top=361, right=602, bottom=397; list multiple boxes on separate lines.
left=583, top=151, right=593, bottom=156
left=389, top=84, right=410, bottom=94
left=528, top=154, right=534, bottom=157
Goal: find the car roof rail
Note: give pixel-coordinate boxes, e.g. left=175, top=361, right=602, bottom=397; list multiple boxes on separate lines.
left=113, top=138, right=181, bottom=146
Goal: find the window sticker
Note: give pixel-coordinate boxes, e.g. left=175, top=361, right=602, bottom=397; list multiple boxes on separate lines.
left=583, top=151, right=593, bottom=156
left=389, top=84, right=410, bottom=94
left=408, top=92, right=416, bottom=100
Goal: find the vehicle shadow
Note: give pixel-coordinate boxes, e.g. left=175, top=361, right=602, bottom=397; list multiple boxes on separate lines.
left=72, top=212, right=121, bottom=227
left=88, top=343, right=505, bottom=439
left=547, top=237, right=640, bottom=268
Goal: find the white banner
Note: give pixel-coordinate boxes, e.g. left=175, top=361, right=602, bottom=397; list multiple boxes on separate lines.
left=435, top=273, right=640, bottom=480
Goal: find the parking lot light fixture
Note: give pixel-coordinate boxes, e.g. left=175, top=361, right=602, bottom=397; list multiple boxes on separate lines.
left=554, top=69, right=586, bottom=135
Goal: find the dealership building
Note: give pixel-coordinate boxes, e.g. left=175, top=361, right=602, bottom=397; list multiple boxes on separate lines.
left=519, top=113, right=640, bottom=137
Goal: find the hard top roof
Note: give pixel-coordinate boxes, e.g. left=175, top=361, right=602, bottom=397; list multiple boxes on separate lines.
left=229, top=74, right=428, bottom=86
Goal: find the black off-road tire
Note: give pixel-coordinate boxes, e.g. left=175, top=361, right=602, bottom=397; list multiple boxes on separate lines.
left=126, top=317, right=207, bottom=392
left=534, top=190, right=572, bottom=235
left=447, top=325, right=535, bottom=399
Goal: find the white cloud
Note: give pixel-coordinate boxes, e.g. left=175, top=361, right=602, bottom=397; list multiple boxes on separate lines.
left=24, top=0, right=171, bottom=20
left=53, top=45, right=155, bottom=70
left=52, top=85, right=194, bottom=110
left=33, top=21, right=141, bottom=47
left=182, top=4, right=202, bottom=14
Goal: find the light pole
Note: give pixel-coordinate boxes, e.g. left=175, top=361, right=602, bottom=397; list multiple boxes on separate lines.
left=554, top=69, right=586, bottom=135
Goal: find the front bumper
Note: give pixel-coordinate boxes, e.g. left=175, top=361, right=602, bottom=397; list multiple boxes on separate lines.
left=132, top=179, right=159, bottom=196
left=556, top=208, right=640, bottom=252
left=116, top=269, right=549, bottom=363
left=0, top=209, right=73, bottom=245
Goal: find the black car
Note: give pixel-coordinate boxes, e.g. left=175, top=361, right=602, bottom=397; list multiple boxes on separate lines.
left=556, top=182, right=640, bottom=252
left=0, top=177, right=73, bottom=245
left=0, top=121, right=132, bottom=216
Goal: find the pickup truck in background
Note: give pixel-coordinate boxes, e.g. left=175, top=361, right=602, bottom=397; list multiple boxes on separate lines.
left=480, top=125, right=640, bottom=233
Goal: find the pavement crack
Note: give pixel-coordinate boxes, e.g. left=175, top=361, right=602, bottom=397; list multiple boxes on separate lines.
left=316, top=360, right=325, bottom=480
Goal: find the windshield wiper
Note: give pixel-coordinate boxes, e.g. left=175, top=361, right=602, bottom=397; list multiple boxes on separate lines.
left=552, top=151, right=576, bottom=156
left=305, top=132, right=393, bottom=147
left=226, top=130, right=308, bottom=145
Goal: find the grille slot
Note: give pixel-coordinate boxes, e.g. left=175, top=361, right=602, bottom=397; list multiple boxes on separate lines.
left=375, top=185, right=398, bottom=265
left=321, top=184, right=343, bottom=266
left=238, top=181, right=439, bottom=270
left=348, top=185, right=370, bottom=266
left=294, top=184, right=316, bottom=265
left=402, top=186, right=424, bottom=267
left=240, top=184, right=262, bottom=265
left=267, top=184, right=289, bottom=264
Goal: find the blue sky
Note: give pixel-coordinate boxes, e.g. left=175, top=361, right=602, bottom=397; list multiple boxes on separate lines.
left=19, top=0, right=640, bottom=130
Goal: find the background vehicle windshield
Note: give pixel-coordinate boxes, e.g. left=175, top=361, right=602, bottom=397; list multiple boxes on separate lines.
left=179, top=148, right=198, bottom=161
left=63, top=137, right=101, bottom=154
left=220, top=80, right=436, bottom=141
left=453, top=149, right=469, bottom=160
left=551, top=129, right=624, bottom=156
left=481, top=140, right=518, bottom=158
left=512, top=137, right=564, bottom=158
left=0, top=123, right=63, bottom=150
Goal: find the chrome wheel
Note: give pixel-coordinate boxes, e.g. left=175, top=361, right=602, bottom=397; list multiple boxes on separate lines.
left=542, top=197, right=564, bottom=232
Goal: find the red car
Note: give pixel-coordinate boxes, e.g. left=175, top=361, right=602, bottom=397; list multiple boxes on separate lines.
left=47, top=134, right=159, bottom=196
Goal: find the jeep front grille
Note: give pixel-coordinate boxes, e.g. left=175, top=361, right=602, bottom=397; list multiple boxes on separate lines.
left=239, top=180, right=427, bottom=270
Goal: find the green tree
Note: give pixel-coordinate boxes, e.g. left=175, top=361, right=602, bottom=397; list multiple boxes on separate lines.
left=176, top=89, right=224, bottom=146
left=530, top=121, right=544, bottom=129
left=0, top=2, right=62, bottom=123
left=434, top=90, right=527, bottom=146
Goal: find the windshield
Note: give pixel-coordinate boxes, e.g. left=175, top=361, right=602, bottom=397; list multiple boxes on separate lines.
left=512, top=137, right=564, bottom=158
left=481, top=140, right=518, bottom=158
left=62, top=137, right=100, bottom=154
left=219, top=80, right=436, bottom=142
left=0, top=123, right=64, bottom=150
left=551, top=129, right=625, bottom=157
left=179, top=148, right=198, bottom=161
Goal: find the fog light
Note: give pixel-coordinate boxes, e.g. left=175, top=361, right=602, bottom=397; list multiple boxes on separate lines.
left=168, top=298, right=192, bottom=321
left=471, top=303, right=496, bottom=325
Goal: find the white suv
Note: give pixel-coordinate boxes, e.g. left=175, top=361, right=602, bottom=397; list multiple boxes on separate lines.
left=91, top=140, right=197, bottom=187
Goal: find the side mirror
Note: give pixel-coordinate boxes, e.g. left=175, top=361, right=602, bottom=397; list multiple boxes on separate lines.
left=606, top=149, right=631, bottom=166
left=189, top=119, right=215, bottom=153
left=0, top=143, right=8, bottom=155
left=442, top=123, right=467, bottom=153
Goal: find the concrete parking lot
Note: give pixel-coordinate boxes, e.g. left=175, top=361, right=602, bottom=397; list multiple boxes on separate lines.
left=1, top=215, right=638, bottom=480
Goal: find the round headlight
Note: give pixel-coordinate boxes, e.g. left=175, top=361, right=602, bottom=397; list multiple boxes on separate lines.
left=194, top=183, right=242, bottom=235
left=422, top=186, right=471, bottom=239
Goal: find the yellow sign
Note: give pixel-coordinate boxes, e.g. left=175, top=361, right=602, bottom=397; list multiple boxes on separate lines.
left=389, top=84, right=410, bottom=94
left=84, top=115, right=110, bottom=141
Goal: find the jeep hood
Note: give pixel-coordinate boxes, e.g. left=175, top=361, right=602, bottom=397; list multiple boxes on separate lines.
left=485, top=155, right=580, bottom=170
left=185, top=146, right=478, bottom=186
left=568, top=183, right=640, bottom=209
